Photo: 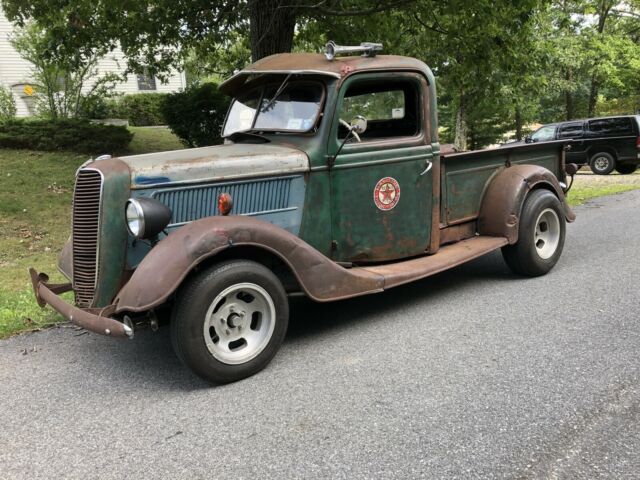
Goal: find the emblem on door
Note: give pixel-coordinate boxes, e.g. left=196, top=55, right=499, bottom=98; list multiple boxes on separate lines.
left=373, top=177, right=401, bottom=211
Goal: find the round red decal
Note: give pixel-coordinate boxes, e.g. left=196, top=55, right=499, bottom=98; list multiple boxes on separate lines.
left=373, top=177, right=401, bottom=211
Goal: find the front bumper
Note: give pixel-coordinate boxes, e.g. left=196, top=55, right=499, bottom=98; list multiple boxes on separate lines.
left=29, top=268, right=133, bottom=338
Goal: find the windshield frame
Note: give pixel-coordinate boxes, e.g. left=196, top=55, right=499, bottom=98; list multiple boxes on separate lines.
left=222, top=79, right=327, bottom=138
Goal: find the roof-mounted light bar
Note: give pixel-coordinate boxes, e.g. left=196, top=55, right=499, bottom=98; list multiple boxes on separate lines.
left=324, top=41, right=383, bottom=61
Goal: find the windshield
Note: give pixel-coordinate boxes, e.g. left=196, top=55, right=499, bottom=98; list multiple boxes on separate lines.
left=223, top=81, right=323, bottom=137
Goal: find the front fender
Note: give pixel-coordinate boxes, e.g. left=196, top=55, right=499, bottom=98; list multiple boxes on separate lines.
left=114, top=216, right=383, bottom=312
left=477, top=165, right=576, bottom=245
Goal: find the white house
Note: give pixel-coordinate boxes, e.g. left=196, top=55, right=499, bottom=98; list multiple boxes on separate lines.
left=0, top=5, right=186, bottom=117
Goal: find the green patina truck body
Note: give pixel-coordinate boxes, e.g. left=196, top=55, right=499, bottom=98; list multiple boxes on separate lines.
left=31, top=44, right=576, bottom=383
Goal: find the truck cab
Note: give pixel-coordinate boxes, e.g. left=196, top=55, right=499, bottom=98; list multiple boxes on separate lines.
left=31, top=43, right=576, bottom=384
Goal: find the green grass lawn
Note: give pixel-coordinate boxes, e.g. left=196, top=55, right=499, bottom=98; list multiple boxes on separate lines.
left=0, top=127, right=184, bottom=338
left=566, top=182, right=640, bottom=206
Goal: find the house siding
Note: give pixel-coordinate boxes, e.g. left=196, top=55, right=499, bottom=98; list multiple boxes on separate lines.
left=0, top=5, right=186, bottom=118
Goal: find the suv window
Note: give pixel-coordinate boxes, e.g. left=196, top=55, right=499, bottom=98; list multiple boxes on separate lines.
left=338, top=80, right=419, bottom=141
left=558, top=122, right=584, bottom=139
left=588, top=117, right=633, bottom=136
left=530, top=125, right=556, bottom=142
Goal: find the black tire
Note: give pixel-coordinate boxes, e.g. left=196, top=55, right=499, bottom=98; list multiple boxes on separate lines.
left=589, top=151, right=616, bottom=175
left=615, top=163, right=638, bottom=175
left=502, top=190, right=566, bottom=277
left=171, top=260, right=289, bottom=384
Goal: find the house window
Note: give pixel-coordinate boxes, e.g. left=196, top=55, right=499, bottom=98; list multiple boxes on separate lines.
left=137, top=70, right=157, bottom=91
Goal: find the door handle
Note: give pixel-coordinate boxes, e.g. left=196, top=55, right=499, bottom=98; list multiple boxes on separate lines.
left=420, top=159, right=433, bottom=176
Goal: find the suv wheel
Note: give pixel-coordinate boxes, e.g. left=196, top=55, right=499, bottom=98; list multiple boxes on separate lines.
left=614, top=163, right=638, bottom=175
left=589, top=152, right=616, bottom=175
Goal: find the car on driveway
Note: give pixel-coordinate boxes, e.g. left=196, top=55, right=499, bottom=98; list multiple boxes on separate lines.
left=524, top=115, right=640, bottom=175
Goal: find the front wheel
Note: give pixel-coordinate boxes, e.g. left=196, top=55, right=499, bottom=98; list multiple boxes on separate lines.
left=589, top=152, right=616, bottom=175
left=615, top=163, right=638, bottom=175
left=171, top=260, right=289, bottom=384
left=502, top=190, right=566, bottom=277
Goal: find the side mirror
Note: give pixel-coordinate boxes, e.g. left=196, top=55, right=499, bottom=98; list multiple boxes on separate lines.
left=350, top=115, right=367, bottom=135
left=524, top=136, right=532, bottom=143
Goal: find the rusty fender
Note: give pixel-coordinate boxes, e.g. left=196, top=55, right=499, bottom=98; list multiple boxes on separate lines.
left=114, top=216, right=384, bottom=313
left=477, top=164, right=576, bottom=245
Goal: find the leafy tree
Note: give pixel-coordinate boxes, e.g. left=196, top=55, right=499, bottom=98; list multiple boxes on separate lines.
left=0, top=86, right=17, bottom=120
left=10, top=24, right=120, bottom=119
left=1, top=0, right=415, bottom=78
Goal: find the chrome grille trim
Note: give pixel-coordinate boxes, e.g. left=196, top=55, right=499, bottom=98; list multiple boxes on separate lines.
left=152, top=176, right=297, bottom=227
left=72, top=168, right=103, bottom=307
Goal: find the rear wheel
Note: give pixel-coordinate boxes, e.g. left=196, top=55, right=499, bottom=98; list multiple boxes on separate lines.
left=171, top=260, right=289, bottom=384
left=589, top=152, right=616, bottom=175
left=615, top=163, right=638, bottom=175
left=502, top=190, right=566, bottom=277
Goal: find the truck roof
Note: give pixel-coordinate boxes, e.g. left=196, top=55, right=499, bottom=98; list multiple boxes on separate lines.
left=219, top=53, right=433, bottom=95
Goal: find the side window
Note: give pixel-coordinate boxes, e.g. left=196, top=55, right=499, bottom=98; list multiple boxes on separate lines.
left=588, top=117, right=632, bottom=136
left=558, top=122, right=584, bottom=139
left=338, top=80, right=420, bottom=141
left=531, top=125, right=556, bottom=142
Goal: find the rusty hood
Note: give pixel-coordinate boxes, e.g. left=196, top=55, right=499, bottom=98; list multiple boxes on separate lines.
left=116, top=143, right=309, bottom=189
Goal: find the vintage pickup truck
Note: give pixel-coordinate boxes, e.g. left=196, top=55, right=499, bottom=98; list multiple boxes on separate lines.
left=30, top=42, right=576, bottom=383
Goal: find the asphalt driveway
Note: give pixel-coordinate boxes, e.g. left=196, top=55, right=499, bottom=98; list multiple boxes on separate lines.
left=1, top=191, right=639, bottom=479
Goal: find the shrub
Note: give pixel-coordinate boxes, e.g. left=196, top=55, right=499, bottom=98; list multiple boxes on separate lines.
left=0, top=86, right=17, bottom=120
left=78, top=94, right=111, bottom=120
left=162, top=83, right=230, bottom=147
left=107, top=93, right=168, bottom=126
left=0, top=119, right=133, bottom=154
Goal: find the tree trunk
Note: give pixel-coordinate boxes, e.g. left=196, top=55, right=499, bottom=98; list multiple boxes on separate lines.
left=565, top=67, right=574, bottom=121
left=587, top=2, right=611, bottom=117
left=515, top=104, right=523, bottom=141
left=588, top=75, right=599, bottom=117
left=249, top=0, right=298, bottom=62
left=454, top=97, right=468, bottom=151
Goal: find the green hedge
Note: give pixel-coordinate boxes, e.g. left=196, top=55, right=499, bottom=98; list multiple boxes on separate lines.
left=0, top=119, right=133, bottom=154
left=162, top=83, right=230, bottom=147
left=107, top=93, right=168, bottom=126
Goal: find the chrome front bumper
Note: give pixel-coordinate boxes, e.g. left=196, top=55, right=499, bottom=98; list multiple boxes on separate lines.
left=29, top=268, right=133, bottom=338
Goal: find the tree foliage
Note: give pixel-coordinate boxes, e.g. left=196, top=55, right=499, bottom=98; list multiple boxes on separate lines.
left=1, top=0, right=638, bottom=148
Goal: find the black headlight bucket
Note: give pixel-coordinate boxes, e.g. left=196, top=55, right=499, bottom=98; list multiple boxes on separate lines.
left=125, top=198, right=172, bottom=239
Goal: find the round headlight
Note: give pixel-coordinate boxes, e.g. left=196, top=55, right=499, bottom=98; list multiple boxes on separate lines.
left=125, top=198, right=172, bottom=239
left=126, top=199, right=145, bottom=238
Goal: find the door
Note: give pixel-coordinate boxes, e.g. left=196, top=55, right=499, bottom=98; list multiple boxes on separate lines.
left=328, top=72, right=434, bottom=263
left=557, top=121, right=587, bottom=163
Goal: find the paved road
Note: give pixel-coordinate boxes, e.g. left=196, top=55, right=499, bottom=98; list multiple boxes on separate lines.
left=2, top=191, right=640, bottom=479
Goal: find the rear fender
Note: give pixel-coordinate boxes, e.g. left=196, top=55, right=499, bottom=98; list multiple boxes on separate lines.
left=478, top=165, right=575, bottom=245
left=114, top=216, right=383, bottom=312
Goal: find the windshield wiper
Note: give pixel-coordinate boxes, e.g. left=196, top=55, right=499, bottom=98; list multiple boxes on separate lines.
left=227, top=131, right=270, bottom=144
left=260, top=73, right=292, bottom=113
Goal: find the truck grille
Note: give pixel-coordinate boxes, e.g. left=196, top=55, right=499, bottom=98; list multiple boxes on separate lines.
left=72, top=169, right=103, bottom=307
left=153, top=177, right=294, bottom=226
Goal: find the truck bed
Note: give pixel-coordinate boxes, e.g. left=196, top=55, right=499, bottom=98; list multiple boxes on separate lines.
left=440, top=141, right=567, bottom=227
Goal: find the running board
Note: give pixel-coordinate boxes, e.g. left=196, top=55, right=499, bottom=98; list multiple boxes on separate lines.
left=357, top=236, right=508, bottom=290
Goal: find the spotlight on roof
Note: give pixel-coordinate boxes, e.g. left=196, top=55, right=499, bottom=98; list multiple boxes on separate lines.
left=324, top=41, right=383, bottom=61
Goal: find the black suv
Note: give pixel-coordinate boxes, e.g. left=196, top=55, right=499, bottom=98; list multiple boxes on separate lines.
left=526, top=115, right=640, bottom=175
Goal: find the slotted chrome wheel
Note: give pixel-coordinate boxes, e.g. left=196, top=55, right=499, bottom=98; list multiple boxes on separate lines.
left=534, top=208, right=561, bottom=260
left=203, top=283, right=276, bottom=365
